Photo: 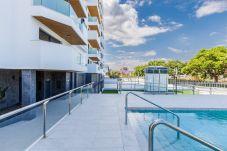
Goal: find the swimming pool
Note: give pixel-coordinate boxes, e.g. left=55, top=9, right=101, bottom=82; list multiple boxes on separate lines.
left=129, top=110, right=227, bottom=151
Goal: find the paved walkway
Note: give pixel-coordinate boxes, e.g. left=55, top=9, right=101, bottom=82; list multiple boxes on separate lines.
left=29, top=94, right=141, bottom=151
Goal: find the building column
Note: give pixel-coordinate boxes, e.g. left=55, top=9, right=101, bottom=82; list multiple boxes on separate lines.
left=72, top=72, right=75, bottom=89
left=21, top=70, right=36, bottom=106
left=65, top=72, right=71, bottom=91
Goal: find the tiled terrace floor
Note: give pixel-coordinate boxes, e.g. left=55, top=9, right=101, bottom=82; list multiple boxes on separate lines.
left=28, top=94, right=141, bottom=151
left=28, top=92, right=227, bottom=151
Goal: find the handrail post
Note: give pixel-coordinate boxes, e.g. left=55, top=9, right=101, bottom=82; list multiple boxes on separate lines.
left=192, top=85, right=195, bottom=95
left=149, top=125, right=154, bottom=151
left=125, top=93, right=128, bottom=125
left=80, top=87, right=83, bottom=104
left=87, top=86, right=89, bottom=99
left=177, top=116, right=180, bottom=139
left=43, top=101, right=48, bottom=138
left=68, top=91, right=72, bottom=115
left=117, top=80, right=119, bottom=93
left=91, top=83, right=93, bottom=93
left=120, top=81, right=122, bottom=94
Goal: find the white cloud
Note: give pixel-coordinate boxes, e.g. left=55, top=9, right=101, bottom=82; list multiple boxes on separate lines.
left=196, top=0, right=227, bottom=18
left=108, top=41, right=121, bottom=48
left=168, top=47, right=183, bottom=54
left=144, top=50, right=157, bottom=57
left=169, top=21, right=183, bottom=29
left=209, top=32, right=218, bottom=36
left=126, top=0, right=152, bottom=7
left=141, top=18, right=146, bottom=24
left=103, top=0, right=183, bottom=46
left=148, top=15, right=161, bottom=23
left=181, top=36, right=189, bottom=40
left=129, top=51, right=136, bottom=54
left=107, top=59, right=147, bottom=70
left=117, top=50, right=126, bottom=53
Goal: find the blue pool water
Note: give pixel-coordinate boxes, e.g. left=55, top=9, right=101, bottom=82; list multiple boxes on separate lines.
left=129, top=110, right=227, bottom=151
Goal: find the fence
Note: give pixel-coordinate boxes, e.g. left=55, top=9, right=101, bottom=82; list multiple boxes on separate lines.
left=169, top=79, right=227, bottom=95
left=104, top=78, right=227, bottom=95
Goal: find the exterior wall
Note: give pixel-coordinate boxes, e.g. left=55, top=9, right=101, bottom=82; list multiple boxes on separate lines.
left=0, top=0, right=105, bottom=111
left=0, top=70, right=20, bottom=110
left=0, top=0, right=88, bottom=72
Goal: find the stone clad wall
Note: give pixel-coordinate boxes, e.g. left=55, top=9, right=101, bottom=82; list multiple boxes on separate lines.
left=0, top=70, right=20, bottom=110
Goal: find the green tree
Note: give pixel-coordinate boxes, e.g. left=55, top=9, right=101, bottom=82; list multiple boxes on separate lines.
left=133, top=60, right=187, bottom=77
left=166, top=60, right=187, bottom=76
left=107, top=70, right=121, bottom=78
left=148, top=60, right=166, bottom=66
left=182, top=46, right=227, bottom=82
left=133, top=65, right=148, bottom=77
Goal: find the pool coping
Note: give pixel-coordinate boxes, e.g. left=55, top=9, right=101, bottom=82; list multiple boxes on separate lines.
left=127, top=107, right=227, bottom=112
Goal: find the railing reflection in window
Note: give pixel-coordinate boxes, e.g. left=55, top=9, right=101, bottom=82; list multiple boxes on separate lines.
left=0, top=83, right=93, bottom=151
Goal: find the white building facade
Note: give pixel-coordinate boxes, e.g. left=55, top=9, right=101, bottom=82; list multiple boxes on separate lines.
left=0, top=0, right=105, bottom=110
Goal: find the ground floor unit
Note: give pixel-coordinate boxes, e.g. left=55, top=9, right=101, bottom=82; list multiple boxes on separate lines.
left=0, top=69, right=104, bottom=113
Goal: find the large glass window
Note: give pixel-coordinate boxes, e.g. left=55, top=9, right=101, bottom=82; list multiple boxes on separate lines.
left=39, top=29, right=61, bottom=44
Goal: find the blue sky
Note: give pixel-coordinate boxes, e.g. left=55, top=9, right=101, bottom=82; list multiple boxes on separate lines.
left=102, top=0, right=227, bottom=70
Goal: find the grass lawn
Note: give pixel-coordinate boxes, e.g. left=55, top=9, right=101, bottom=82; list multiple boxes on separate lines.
left=102, top=90, right=119, bottom=94
left=178, top=89, right=199, bottom=95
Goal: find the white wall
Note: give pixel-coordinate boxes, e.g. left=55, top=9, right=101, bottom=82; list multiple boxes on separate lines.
left=0, top=0, right=88, bottom=72
left=87, top=63, right=100, bottom=73
left=145, top=73, right=168, bottom=92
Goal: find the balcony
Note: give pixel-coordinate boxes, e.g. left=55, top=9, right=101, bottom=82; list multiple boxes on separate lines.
left=32, top=0, right=87, bottom=45
left=88, top=30, right=101, bottom=48
left=69, top=0, right=88, bottom=18
left=87, top=0, right=102, bottom=23
left=87, top=63, right=101, bottom=73
left=88, top=16, right=100, bottom=36
left=31, top=40, right=87, bottom=71
left=88, top=48, right=101, bottom=61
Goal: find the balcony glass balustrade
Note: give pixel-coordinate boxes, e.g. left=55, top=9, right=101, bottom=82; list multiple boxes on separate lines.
left=88, top=48, right=99, bottom=54
left=33, top=0, right=70, bottom=16
left=88, top=16, right=98, bottom=23
left=33, top=0, right=86, bottom=35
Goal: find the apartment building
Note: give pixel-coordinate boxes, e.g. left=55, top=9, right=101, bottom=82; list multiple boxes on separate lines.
left=0, top=0, right=105, bottom=111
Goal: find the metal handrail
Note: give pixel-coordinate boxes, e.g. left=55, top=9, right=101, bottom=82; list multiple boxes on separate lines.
left=125, top=92, right=180, bottom=138
left=149, top=119, right=223, bottom=151
left=0, top=82, right=94, bottom=138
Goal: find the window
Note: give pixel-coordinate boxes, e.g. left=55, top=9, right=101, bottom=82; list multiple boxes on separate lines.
left=76, top=54, right=82, bottom=65
left=39, top=29, right=61, bottom=44
left=56, top=80, right=62, bottom=89
left=160, top=69, right=168, bottom=74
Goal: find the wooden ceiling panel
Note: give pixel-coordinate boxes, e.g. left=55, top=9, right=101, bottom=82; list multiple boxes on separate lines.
left=88, top=40, right=100, bottom=49
left=35, top=16, right=86, bottom=45
left=70, top=0, right=87, bottom=18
